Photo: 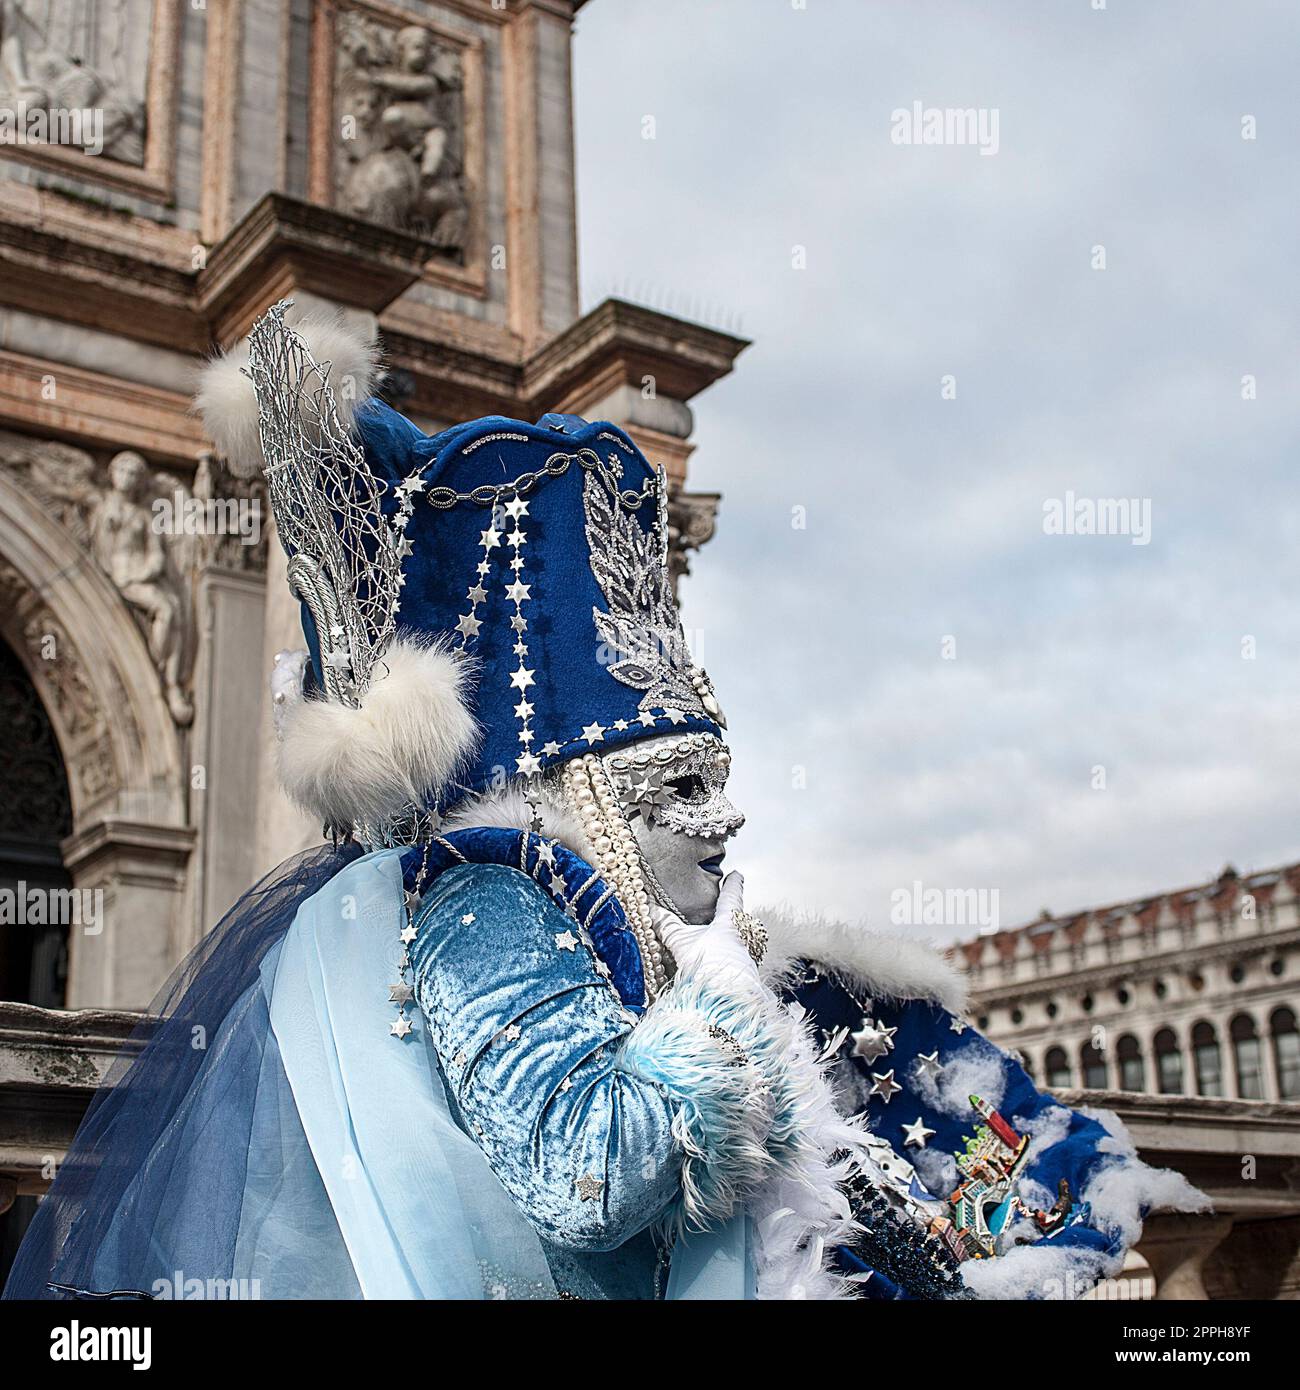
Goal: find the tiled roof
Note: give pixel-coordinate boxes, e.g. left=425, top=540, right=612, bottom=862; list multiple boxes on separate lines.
left=952, top=860, right=1297, bottom=965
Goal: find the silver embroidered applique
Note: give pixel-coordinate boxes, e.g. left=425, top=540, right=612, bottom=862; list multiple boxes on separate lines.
left=582, top=465, right=711, bottom=719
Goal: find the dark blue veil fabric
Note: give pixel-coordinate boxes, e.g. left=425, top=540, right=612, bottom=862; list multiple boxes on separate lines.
left=3, top=842, right=363, bottom=1300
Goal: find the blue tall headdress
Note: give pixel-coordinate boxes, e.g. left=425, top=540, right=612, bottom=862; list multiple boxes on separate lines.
left=236, top=302, right=724, bottom=833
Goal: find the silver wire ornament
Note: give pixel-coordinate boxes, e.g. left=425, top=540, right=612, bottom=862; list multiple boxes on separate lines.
left=247, top=301, right=401, bottom=706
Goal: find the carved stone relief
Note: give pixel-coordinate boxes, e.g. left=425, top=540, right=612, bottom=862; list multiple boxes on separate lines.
left=0, top=0, right=152, bottom=165
left=333, top=9, right=469, bottom=254
left=20, top=609, right=97, bottom=741
left=0, top=431, right=267, bottom=730
left=0, top=556, right=122, bottom=812
left=666, top=489, right=721, bottom=596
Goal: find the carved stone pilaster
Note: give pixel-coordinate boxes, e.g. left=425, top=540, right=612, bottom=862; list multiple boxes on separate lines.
left=666, top=488, right=721, bottom=597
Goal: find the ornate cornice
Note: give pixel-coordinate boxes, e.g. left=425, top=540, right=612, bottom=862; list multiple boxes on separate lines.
left=967, top=922, right=1300, bottom=1008
left=523, top=297, right=750, bottom=415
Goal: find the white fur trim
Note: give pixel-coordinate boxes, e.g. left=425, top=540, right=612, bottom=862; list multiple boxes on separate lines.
left=277, top=636, right=478, bottom=830
left=441, top=783, right=598, bottom=865
left=194, top=312, right=380, bottom=477
left=761, top=907, right=968, bottom=1016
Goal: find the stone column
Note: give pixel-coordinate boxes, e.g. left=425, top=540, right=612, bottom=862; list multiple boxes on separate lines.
left=189, top=567, right=269, bottom=940
left=252, top=519, right=322, bottom=877
left=61, top=819, right=197, bottom=1010
left=1138, top=1213, right=1234, bottom=1300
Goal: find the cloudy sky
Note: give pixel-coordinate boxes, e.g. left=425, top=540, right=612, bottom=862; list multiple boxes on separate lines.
left=571, top=0, right=1300, bottom=937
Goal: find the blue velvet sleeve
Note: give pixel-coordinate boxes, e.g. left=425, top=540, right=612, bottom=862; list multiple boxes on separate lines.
left=408, top=862, right=774, bottom=1251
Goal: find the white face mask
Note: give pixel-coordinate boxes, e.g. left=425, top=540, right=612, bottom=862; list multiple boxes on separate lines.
left=601, top=732, right=745, bottom=924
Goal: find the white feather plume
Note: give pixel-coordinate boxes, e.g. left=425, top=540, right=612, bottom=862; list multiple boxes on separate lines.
left=194, top=311, right=380, bottom=478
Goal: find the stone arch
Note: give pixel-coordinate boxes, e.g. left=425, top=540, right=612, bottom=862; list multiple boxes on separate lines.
left=0, top=472, right=194, bottom=1007
left=0, top=473, right=184, bottom=828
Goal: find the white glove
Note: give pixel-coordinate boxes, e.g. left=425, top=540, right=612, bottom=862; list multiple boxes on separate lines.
left=649, top=872, right=764, bottom=996
left=270, top=648, right=310, bottom=738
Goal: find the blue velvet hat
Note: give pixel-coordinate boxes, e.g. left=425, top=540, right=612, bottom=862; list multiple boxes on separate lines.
left=345, top=401, right=725, bottom=799
left=207, top=303, right=724, bottom=830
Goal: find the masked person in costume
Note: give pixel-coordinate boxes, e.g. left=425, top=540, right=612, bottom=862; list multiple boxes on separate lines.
left=4, top=305, right=1202, bottom=1302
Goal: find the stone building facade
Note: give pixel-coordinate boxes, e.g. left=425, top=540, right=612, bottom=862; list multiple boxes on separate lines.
left=0, top=0, right=747, bottom=1272
left=955, top=861, right=1300, bottom=1298
left=956, top=862, right=1300, bottom=1105
left=0, top=0, right=745, bottom=1015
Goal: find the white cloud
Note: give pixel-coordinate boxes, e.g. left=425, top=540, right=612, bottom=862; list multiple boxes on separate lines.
left=574, top=1, right=1300, bottom=933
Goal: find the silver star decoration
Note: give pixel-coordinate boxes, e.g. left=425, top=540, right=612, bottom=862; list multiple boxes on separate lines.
left=399, top=924, right=417, bottom=945
left=541, top=741, right=562, bottom=757
left=396, top=474, right=427, bottom=495
left=510, top=614, right=529, bottom=633
left=387, top=982, right=413, bottom=1005
left=503, top=1023, right=522, bottom=1042
left=390, top=1016, right=413, bottom=1039
left=514, top=698, right=534, bottom=719
left=510, top=666, right=535, bottom=691
left=535, top=841, right=556, bottom=866
left=323, top=648, right=352, bottom=672
left=555, top=930, right=578, bottom=951
left=575, top=1173, right=604, bottom=1202
left=581, top=721, right=606, bottom=744
left=454, top=1051, right=467, bottom=1067
left=460, top=913, right=476, bottom=925
left=849, top=1020, right=896, bottom=1064
left=509, top=528, right=527, bottom=548
left=869, top=1069, right=902, bottom=1103
left=915, top=1050, right=943, bottom=1082
left=504, top=496, right=529, bottom=521
left=637, top=711, right=658, bottom=728
left=817, top=1026, right=850, bottom=1062
left=516, top=751, right=541, bottom=776
left=547, top=869, right=566, bottom=895
left=902, top=1116, right=936, bottom=1149
left=455, top=612, right=482, bottom=640
left=479, top=526, right=502, bottom=550
left=949, top=1016, right=968, bottom=1035
left=559, top=1076, right=573, bottom=1093
left=613, top=719, right=629, bottom=731
left=404, top=889, right=421, bottom=914
left=505, top=578, right=532, bottom=604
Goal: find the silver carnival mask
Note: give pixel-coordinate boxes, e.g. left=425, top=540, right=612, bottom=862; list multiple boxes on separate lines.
left=601, top=732, right=744, bottom=925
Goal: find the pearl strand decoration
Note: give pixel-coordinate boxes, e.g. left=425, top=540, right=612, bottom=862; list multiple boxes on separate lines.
left=562, top=753, right=667, bottom=999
